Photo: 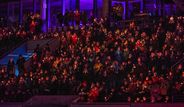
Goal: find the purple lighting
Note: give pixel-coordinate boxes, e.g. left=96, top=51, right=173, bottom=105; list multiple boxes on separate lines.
left=41, top=0, right=47, bottom=32
left=62, top=0, right=65, bottom=15
left=61, top=0, right=103, bottom=16
left=80, top=0, right=93, bottom=10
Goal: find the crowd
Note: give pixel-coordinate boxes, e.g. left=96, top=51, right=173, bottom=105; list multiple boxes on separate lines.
left=0, top=25, right=28, bottom=57
left=112, top=3, right=123, bottom=21
left=24, top=12, right=43, bottom=33
left=0, top=15, right=183, bottom=103
left=57, top=10, right=91, bottom=26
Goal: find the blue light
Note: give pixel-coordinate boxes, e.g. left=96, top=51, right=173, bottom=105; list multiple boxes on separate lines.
left=0, top=43, right=33, bottom=77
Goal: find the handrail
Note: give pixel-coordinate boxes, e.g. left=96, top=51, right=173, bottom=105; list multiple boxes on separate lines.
left=170, top=56, right=184, bottom=103
left=173, top=95, right=184, bottom=103
left=0, top=39, right=28, bottom=60
left=171, top=56, right=184, bottom=70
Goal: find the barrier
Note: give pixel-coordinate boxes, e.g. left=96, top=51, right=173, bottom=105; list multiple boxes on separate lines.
left=0, top=103, right=23, bottom=107
left=71, top=102, right=184, bottom=107
left=71, top=103, right=130, bottom=107
left=131, top=103, right=184, bottom=107
left=22, top=95, right=78, bottom=107
left=71, top=97, right=184, bottom=107
left=0, top=96, right=183, bottom=107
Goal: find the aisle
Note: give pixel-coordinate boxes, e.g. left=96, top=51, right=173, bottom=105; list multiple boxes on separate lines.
left=0, top=43, right=33, bottom=76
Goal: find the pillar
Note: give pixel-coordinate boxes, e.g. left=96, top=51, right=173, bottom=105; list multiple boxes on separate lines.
left=47, top=0, right=51, bottom=29
left=61, top=0, right=65, bottom=15
left=140, top=0, right=143, bottom=13
left=170, top=3, right=174, bottom=15
left=33, top=0, right=36, bottom=14
left=19, top=0, right=23, bottom=24
left=123, top=2, right=126, bottom=19
left=12, top=3, right=15, bottom=19
left=41, top=0, right=47, bottom=32
left=76, top=0, right=80, bottom=10
left=69, top=0, right=73, bottom=10
left=102, top=0, right=110, bottom=17
left=108, top=0, right=112, bottom=17
left=161, top=0, right=164, bottom=16
left=155, top=0, right=158, bottom=16
left=93, top=0, right=98, bottom=17
left=7, top=3, right=10, bottom=18
left=125, top=0, right=129, bottom=19
left=142, top=0, right=145, bottom=12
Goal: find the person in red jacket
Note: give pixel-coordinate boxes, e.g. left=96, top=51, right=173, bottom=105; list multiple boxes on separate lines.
left=30, top=20, right=36, bottom=33
left=71, top=33, right=78, bottom=44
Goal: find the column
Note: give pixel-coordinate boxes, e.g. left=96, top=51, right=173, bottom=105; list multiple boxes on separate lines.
left=102, top=0, right=109, bottom=17
left=69, top=0, right=73, bottom=10
left=108, top=0, right=112, bottom=17
left=41, top=0, right=47, bottom=32
left=140, top=0, right=143, bottom=13
left=7, top=3, right=10, bottom=18
left=170, top=3, right=174, bottom=15
left=61, top=0, right=65, bottom=15
left=161, top=0, right=164, bottom=16
left=12, top=3, right=15, bottom=19
left=19, top=0, right=23, bottom=24
left=125, top=0, right=129, bottom=19
left=33, top=0, right=36, bottom=14
left=93, top=0, right=98, bottom=17
left=142, top=0, right=145, bottom=12
left=155, top=0, right=158, bottom=16
left=47, top=0, right=51, bottom=29
left=123, top=2, right=126, bottom=19
left=76, top=0, right=80, bottom=10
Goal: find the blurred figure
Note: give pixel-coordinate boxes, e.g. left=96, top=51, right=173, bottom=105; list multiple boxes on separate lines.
left=16, top=55, right=25, bottom=76
left=74, top=10, right=80, bottom=26
left=7, top=58, right=15, bottom=77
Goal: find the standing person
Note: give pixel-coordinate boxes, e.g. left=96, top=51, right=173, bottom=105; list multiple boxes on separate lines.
left=71, top=33, right=78, bottom=45
left=16, top=55, right=25, bottom=76
left=35, top=13, right=42, bottom=34
left=30, top=20, right=36, bottom=34
left=89, top=11, right=94, bottom=24
left=81, top=11, right=87, bottom=25
left=74, top=10, right=80, bottom=26
left=7, top=58, right=15, bottom=77
left=45, top=43, right=51, bottom=52
left=25, top=13, right=32, bottom=32
left=57, top=12, right=63, bottom=26
left=64, top=10, right=69, bottom=26
left=34, top=44, right=42, bottom=61
left=70, top=11, right=75, bottom=26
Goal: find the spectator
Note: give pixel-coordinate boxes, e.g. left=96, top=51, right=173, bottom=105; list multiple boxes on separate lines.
left=16, top=55, right=25, bottom=76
